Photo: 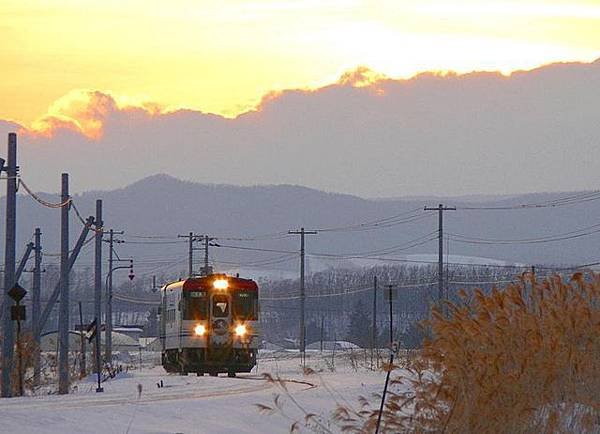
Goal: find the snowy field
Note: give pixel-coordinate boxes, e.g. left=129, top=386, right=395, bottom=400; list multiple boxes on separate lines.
left=0, top=350, right=395, bottom=434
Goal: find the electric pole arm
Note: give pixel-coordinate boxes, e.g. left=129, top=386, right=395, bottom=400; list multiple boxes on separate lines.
left=37, top=216, right=95, bottom=333
left=15, top=242, right=34, bottom=281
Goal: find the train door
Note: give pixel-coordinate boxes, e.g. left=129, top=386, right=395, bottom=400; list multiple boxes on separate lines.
left=210, top=292, right=231, bottom=346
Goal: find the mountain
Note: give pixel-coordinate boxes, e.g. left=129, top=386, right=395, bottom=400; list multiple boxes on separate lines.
left=2, top=59, right=600, bottom=198
left=1, top=175, right=598, bottom=282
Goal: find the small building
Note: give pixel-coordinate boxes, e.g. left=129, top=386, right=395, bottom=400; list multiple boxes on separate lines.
left=40, top=330, right=140, bottom=353
left=113, top=326, right=143, bottom=342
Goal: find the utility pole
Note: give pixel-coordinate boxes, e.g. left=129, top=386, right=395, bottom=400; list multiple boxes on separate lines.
left=78, top=301, right=86, bottom=378
left=58, top=173, right=70, bottom=395
left=32, top=228, right=42, bottom=386
left=202, top=235, right=217, bottom=275
left=106, top=229, right=124, bottom=364
left=204, top=235, right=209, bottom=275
left=375, top=283, right=397, bottom=434
left=178, top=233, right=201, bottom=277
left=387, top=284, right=394, bottom=346
left=1, top=132, right=18, bottom=397
left=288, top=228, right=317, bottom=363
left=185, top=232, right=194, bottom=277
left=94, top=200, right=103, bottom=375
left=371, top=275, right=378, bottom=368
left=424, top=204, right=456, bottom=308
left=320, top=315, right=324, bottom=352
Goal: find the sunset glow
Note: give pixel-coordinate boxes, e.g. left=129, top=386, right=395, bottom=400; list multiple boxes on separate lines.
left=2, top=0, right=599, bottom=128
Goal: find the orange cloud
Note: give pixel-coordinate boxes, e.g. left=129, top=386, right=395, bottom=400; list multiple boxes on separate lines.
left=337, top=66, right=388, bottom=87
left=27, top=89, right=167, bottom=140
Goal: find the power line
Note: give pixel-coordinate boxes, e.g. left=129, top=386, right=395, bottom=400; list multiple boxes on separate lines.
left=457, top=190, right=600, bottom=210
left=448, top=222, right=600, bottom=245
left=18, top=178, right=71, bottom=209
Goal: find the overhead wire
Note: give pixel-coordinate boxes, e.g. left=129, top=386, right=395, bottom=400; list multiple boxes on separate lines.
left=18, top=178, right=72, bottom=208
left=457, top=190, right=600, bottom=210
left=448, top=222, right=600, bottom=245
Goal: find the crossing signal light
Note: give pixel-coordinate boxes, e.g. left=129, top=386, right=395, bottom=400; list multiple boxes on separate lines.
left=128, top=259, right=135, bottom=281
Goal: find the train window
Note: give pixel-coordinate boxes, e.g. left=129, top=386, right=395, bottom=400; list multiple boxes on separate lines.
left=212, top=295, right=229, bottom=318
left=233, top=291, right=257, bottom=320
left=183, top=291, right=208, bottom=320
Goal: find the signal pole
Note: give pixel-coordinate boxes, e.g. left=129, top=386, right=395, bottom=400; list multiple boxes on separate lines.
left=424, top=204, right=456, bottom=308
left=58, top=173, right=70, bottom=395
left=1, top=132, right=18, bottom=397
left=105, top=228, right=124, bottom=364
left=288, top=228, right=317, bottom=363
left=32, top=228, right=42, bottom=386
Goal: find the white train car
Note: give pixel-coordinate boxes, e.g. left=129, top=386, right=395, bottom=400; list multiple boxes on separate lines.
left=159, top=274, right=259, bottom=376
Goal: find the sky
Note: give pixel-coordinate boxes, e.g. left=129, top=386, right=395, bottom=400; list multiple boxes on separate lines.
left=2, top=0, right=600, bottom=127
left=0, top=0, right=599, bottom=197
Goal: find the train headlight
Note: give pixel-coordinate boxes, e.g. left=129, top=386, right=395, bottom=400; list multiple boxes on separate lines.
left=194, top=324, right=206, bottom=336
left=235, top=324, right=247, bottom=337
left=213, top=279, right=228, bottom=290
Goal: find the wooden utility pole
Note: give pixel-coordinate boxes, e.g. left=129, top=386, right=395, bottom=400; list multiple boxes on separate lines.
left=94, top=200, right=103, bottom=376
left=32, top=228, right=42, bottom=386
left=58, top=173, right=70, bottom=395
left=424, top=204, right=456, bottom=308
left=177, top=233, right=202, bottom=277
left=288, top=228, right=317, bottom=363
left=371, top=275, right=378, bottom=368
left=1, top=133, right=18, bottom=397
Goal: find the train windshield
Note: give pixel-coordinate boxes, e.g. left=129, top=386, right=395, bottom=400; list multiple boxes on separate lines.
left=183, top=290, right=208, bottom=320
left=233, top=291, right=258, bottom=320
left=212, top=294, right=229, bottom=318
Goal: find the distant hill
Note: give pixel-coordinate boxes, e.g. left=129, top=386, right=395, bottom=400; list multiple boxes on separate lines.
left=1, top=174, right=599, bottom=281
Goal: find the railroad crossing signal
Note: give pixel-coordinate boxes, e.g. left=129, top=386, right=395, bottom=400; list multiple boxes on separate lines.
left=8, top=282, right=27, bottom=396
left=128, top=259, right=135, bottom=281
left=9, top=283, right=27, bottom=321
left=86, top=318, right=98, bottom=343
left=8, top=283, right=27, bottom=303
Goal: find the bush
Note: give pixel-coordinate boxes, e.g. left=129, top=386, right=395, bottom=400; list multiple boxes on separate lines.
left=337, top=272, right=600, bottom=433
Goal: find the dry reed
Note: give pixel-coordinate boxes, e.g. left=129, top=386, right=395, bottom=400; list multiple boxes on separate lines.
left=336, top=272, right=600, bottom=433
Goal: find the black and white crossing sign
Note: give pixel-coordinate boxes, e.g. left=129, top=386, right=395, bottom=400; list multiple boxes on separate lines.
left=86, top=318, right=98, bottom=343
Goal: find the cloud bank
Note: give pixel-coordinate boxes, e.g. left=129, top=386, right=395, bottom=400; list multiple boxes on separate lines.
left=3, top=59, right=600, bottom=197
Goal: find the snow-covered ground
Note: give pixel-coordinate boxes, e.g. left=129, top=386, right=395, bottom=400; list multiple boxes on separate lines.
left=0, top=350, right=394, bottom=434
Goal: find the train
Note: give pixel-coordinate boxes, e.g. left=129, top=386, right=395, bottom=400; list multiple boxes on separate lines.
left=159, top=274, right=259, bottom=377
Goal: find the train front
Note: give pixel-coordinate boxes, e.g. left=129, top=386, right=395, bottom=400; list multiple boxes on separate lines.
left=176, top=274, right=259, bottom=376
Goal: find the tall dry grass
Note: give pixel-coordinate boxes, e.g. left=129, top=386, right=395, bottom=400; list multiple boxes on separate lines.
left=336, top=272, right=600, bottom=433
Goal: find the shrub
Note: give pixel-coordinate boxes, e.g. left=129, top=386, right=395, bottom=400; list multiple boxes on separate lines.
left=337, top=272, right=600, bottom=433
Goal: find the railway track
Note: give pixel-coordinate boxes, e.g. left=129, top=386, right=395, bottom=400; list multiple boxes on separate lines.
left=0, top=373, right=316, bottom=412
left=0, top=379, right=273, bottom=411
